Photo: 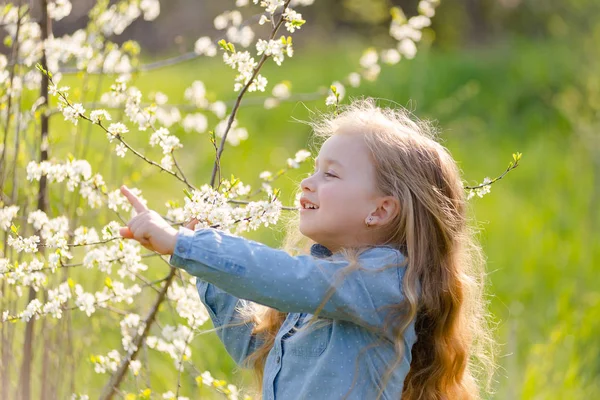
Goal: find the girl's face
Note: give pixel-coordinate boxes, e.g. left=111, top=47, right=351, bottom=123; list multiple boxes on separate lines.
left=299, top=132, right=383, bottom=252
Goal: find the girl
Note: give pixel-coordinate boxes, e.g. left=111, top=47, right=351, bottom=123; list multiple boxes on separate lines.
left=119, top=98, right=495, bottom=400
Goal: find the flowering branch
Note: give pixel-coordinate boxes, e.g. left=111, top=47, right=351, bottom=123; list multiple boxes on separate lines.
left=210, top=0, right=294, bottom=188
left=99, top=267, right=177, bottom=400
left=464, top=152, right=522, bottom=199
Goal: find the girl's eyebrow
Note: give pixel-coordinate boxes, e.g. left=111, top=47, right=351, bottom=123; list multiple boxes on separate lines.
left=314, top=157, right=344, bottom=168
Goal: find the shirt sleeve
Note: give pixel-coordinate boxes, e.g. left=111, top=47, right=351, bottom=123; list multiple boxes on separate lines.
left=169, top=227, right=406, bottom=330
left=195, top=279, right=264, bottom=368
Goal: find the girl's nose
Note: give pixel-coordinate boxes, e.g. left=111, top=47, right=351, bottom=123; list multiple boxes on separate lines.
left=301, top=175, right=315, bottom=192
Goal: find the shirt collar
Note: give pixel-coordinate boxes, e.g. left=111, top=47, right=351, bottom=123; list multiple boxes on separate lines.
left=310, top=243, right=333, bottom=258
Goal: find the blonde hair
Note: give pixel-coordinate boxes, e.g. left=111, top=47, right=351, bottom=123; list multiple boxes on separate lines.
left=240, top=98, right=496, bottom=400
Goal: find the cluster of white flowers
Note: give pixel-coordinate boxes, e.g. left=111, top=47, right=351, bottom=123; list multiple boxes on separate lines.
left=194, top=36, right=218, bottom=57
left=60, top=101, right=85, bottom=126
left=182, top=113, right=208, bottom=133
left=3, top=281, right=71, bottom=322
left=90, top=109, right=112, bottom=124
left=124, top=87, right=152, bottom=130
left=286, top=149, right=311, bottom=168
left=95, top=0, right=159, bottom=37
left=74, top=284, right=96, bottom=317
left=48, top=0, right=72, bottom=21
left=234, top=199, right=282, bottom=232
left=254, top=0, right=285, bottom=14
left=148, top=127, right=182, bottom=170
left=168, top=279, right=210, bottom=329
left=26, top=158, right=106, bottom=208
left=120, top=313, right=145, bottom=353
left=165, top=201, right=186, bottom=224
left=2, top=6, right=43, bottom=70
left=106, top=122, right=129, bottom=142
left=0, top=205, right=20, bottom=230
left=220, top=179, right=252, bottom=199
left=195, top=370, right=246, bottom=400
left=215, top=117, right=249, bottom=146
left=184, top=80, right=208, bottom=108
left=2, top=258, right=46, bottom=295
left=162, top=391, right=189, bottom=400
left=7, top=235, right=40, bottom=254
left=256, top=36, right=293, bottom=66
left=222, top=50, right=263, bottom=92
left=180, top=184, right=282, bottom=233
left=91, top=350, right=121, bottom=374
left=146, top=324, right=193, bottom=370
left=318, top=0, right=439, bottom=106
left=282, top=7, right=305, bottom=33
left=466, top=177, right=492, bottom=200
left=82, top=239, right=147, bottom=280
left=95, top=280, right=142, bottom=306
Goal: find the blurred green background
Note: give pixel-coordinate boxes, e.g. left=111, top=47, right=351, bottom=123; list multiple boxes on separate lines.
left=12, top=0, right=600, bottom=398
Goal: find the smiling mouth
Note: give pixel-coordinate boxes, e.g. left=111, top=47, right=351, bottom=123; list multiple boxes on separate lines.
left=300, top=200, right=320, bottom=210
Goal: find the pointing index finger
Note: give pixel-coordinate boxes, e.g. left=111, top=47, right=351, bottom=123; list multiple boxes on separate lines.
left=120, top=185, right=149, bottom=213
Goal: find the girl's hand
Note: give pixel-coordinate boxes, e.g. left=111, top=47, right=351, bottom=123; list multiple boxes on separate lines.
left=118, top=185, right=179, bottom=255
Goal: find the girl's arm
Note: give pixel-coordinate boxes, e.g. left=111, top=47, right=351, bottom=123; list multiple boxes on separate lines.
left=170, top=227, right=406, bottom=330
left=197, top=279, right=264, bottom=368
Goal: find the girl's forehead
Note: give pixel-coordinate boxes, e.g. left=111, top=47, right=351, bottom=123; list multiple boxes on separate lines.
left=319, top=133, right=370, bottom=162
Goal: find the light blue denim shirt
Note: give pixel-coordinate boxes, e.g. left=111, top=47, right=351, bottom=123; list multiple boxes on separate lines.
left=169, top=227, right=417, bottom=400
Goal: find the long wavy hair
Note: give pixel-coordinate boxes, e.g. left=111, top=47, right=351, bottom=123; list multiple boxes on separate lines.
left=238, top=98, right=496, bottom=400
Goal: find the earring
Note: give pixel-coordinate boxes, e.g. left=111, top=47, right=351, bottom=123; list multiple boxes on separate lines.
left=365, top=216, right=373, bottom=227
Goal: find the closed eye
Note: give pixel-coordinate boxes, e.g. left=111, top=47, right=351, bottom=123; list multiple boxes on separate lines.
left=324, top=172, right=337, bottom=178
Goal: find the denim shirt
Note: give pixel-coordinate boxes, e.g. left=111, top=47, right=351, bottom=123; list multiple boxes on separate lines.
left=169, top=227, right=417, bottom=400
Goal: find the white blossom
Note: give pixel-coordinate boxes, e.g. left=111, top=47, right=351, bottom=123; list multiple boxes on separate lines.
left=115, top=143, right=127, bottom=157
left=272, top=82, right=291, bottom=99
left=397, top=38, right=417, bottom=59
left=90, top=109, right=111, bottom=124
left=209, top=101, right=227, bottom=118
left=226, top=26, right=255, bottom=48
left=381, top=48, right=401, bottom=65
left=106, top=122, right=128, bottom=142
left=140, top=0, right=160, bottom=21
left=182, top=113, right=208, bottom=133
left=48, top=0, right=72, bottom=21
left=360, top=48, right=378, bottom=68
left=347, top=72, right=361, bottom=88
left=61, top=103, right=85, bottom=125
left=184, top=81, right=208, bottom=108
left=283, top=8, right=304, bottom=33
left=418, top=0, right=436, bottom=18
left=75, top=285, right=96, bottom=317
left=0, top=205, right=20, bottom=230
left=194, top=37, right=217, bottom=57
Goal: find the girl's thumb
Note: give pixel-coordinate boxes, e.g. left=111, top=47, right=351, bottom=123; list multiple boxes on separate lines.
left=185, top=218, right=199, bottom=230
left=119, top=227, right=134, bottom=238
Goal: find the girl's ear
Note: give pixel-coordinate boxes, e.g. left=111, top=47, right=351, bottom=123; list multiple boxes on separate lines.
left=369, top=196, right=400, bottom=226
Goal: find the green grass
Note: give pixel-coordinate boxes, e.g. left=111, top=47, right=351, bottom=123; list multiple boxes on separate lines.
left=9, top=36, right=599, bottom=399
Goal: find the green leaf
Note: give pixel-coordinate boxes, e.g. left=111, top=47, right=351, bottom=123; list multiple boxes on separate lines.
left=10, top=224, right=18, bottom=234
left=105, top=277, right=113, bottom=289
left=183, top=188, right=193, bottom=200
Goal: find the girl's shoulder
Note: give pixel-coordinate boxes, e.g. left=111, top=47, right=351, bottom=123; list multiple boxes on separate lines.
left=358, top=245, right=407, bottom=268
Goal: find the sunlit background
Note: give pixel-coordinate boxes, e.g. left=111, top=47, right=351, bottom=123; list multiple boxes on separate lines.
left=3, top=0, right=600, bottom=398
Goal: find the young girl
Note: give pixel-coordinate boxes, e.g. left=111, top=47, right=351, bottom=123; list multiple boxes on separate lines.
left=119, top=98, right=494, bottom=400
